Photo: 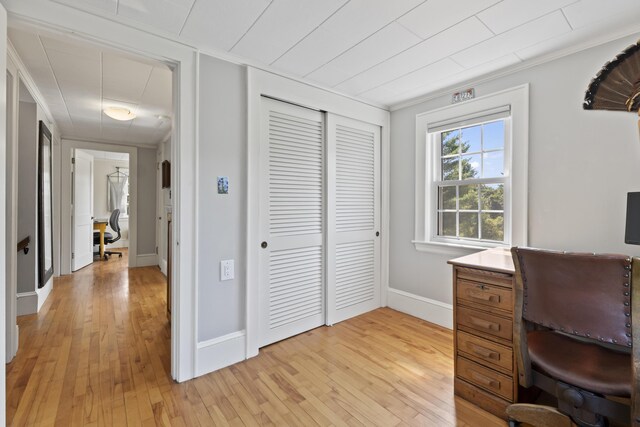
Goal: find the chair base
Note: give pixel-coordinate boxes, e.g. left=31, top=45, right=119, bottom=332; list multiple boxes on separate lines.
left=93, top=250, right=123, bottom=260
left=507, top=403, right=576, bottom=427
left=515, top=371, right=630, bottom=427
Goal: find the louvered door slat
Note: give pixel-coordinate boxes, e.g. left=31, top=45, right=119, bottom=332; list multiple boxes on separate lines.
left=260, top=98, right=325, bottom=347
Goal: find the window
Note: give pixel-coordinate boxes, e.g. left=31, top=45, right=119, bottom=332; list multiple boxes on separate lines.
left=413, top=85, right=528, bottom=252
left=435, top=120, right=507, bottom=244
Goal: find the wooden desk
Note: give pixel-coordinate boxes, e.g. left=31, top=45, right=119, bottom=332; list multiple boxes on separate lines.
left=448, top=248, right=516, bottom=420
left=93, top=221, right=108, bottom=259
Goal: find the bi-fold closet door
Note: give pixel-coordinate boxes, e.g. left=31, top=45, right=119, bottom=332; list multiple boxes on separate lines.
left=259, top=97, right=381, bottom=347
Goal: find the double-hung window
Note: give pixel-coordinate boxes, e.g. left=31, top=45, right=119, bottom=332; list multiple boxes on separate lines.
left=435, top=116, right=508, bottom=244
left=414, top=85, right=528, bottom=252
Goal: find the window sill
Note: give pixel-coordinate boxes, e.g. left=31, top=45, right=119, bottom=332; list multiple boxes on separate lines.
left=412, top=240, right=508, bottom=256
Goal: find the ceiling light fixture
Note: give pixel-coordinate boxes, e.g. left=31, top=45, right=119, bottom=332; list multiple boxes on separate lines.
left=104, top=107, right=136, bottom=121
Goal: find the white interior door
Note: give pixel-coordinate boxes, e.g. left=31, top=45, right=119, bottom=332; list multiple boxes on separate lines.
left=72, top=150, right=93, bottom=271
left=259, top=97, right=325, bottom=347
left=327, top=114, right=381, bottom=325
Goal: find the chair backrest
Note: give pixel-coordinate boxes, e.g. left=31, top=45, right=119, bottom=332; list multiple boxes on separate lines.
left=512, top=247, right=632, bottom=350
left=109, top=209, right=121, bottom=240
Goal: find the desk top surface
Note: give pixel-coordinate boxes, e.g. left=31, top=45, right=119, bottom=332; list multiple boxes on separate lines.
left=448, top=247, right=515, bottom=274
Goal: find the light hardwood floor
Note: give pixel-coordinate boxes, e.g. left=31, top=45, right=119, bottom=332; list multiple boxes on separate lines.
left=7, top=250, right=506, bottom=426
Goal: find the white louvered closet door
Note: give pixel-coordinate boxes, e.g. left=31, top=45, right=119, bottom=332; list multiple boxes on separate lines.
left=327, top=114, right=381, bottom=325
left=259, top=97, right=325, bottom=347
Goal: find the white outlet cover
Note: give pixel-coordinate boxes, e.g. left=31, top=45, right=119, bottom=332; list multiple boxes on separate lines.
left=220, top=259, right=234, bottom=281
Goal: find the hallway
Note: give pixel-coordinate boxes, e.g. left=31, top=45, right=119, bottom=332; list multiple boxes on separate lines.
left=7, top=251, right=172, bottom=425
left=6, top=254, right=504, bottom=426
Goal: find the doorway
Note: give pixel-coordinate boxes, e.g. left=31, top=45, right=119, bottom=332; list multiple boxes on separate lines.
left=72, top=149, right=131, bottom=270
left=5, top=22, right=177, bottom=378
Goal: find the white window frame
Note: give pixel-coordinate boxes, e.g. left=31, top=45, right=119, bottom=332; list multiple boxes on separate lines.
left=413, top=85, right=529, bottom=253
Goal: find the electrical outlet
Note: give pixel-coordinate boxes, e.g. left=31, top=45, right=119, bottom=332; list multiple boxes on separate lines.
left=220, top=259, right=234, bottom=281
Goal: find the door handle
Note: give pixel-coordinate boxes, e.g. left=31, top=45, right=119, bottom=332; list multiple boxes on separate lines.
left=376, top=231, right=380, bottom=237
left=261, top=241, right=268, bottom=249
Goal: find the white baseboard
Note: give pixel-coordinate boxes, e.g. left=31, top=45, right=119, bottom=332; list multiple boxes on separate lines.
left=17, top=292, right=37, bottom=315
left=17, top=277, right=54, bottom=315
left=37, top=277, right=53, bottom=311
left=196, top=330, right=246, bottom=377
left=387, top=288, right=453, bottom=329
left=160, top=259, right=167, bottom=276
left=136, top=253, right=158, bottom=267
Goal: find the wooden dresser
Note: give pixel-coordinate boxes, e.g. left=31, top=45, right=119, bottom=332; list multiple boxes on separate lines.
left=448, top=248, right=516, bottom=420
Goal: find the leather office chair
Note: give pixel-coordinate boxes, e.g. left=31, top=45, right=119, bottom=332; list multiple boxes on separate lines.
left=94, top=209, right=123, bottom=260
left=508, top=247, right=639, bottom=427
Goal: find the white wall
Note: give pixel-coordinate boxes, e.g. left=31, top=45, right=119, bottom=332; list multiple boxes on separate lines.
left=389, top=34, right=640, bottom=318
left=92, top=158, right=130, bottom=248
left=197, top=54, right=246, bottom=341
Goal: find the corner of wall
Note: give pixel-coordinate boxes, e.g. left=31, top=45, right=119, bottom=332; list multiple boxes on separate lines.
left=387, top=287, right=453, bottom=329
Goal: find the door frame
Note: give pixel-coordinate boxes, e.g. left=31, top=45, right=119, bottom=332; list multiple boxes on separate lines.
left=246, top=68, right=391, bottom=358
left=5, top=36, right=17, bottom=363
left=63, top=141, right=137, bottom=271
left=4, top=4, right=197, bottom=382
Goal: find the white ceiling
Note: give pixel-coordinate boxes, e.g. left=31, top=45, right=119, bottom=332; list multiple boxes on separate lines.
left=8, top=26, right=172, bottom=145
left=47, top=0, right=640, bottom=108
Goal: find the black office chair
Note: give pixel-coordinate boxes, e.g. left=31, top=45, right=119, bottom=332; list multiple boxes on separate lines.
left=94, top=209, right=123, bottom=260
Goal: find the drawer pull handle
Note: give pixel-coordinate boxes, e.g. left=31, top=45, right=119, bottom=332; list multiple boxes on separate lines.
left=470, top=371, right=499, bottom=388
left=467, top=290, right=499, bottom=302
left=469, top=343, right=500, bottom=360
left=470, top=317, right=500, bottom=331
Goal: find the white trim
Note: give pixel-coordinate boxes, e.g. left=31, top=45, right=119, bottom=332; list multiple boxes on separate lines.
left=387, top=288, right=453, bottom=330
left=61, top=140, right=138, bottom=271
left=0, top=7, right=7, bottom=423
left=36, top=277, right=52, bottom=311
left=3, top=4, right=198, bottom=382
left=195, top=330, right=246, bottom=377
left=16, top=276, right=53, bottom=315
left=390, top=24, right=640, bottom=112
left=16, top=292, right=37, bottom=316
left=412, top=240, right=487, bottom=256
left=414, top=85, right=529, bottom=253
left=5, top=53, right=18, bottom=363
left=136, top=253, right=158, bottom=267
left=62, top=136, right=161, bottom=149
left=160, top=259, right=167, bottom=276
left=246, top=68, right=390, bottom=359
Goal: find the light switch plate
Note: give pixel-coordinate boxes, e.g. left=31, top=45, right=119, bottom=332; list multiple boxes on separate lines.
left=220, top=259, right=234, bottom=281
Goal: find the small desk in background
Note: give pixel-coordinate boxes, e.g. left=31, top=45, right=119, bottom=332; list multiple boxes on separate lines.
left=93, top=220, right=108, bottom=259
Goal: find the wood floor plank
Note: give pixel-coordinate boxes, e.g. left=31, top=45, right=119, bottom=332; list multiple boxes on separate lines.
left=7, top=248, right=506, bottom=426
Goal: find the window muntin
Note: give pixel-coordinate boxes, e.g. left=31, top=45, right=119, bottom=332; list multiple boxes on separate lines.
left=434, top=120, right=506, bottom=243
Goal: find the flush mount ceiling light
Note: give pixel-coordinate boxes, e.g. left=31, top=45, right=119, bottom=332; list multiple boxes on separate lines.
left=104, top=107, right=136, bottom=121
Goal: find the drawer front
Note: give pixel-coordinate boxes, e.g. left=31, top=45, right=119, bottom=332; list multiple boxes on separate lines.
left=457, top=330, right=513, bottom=372
left=456, top=266, right=513, bottom=289
left=457, top=280, right=512, bottom=313
left=457, top=306, right=512, bottom=341
left=457, top=356, right=513, bottom=401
